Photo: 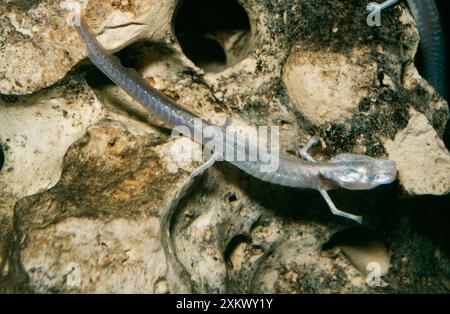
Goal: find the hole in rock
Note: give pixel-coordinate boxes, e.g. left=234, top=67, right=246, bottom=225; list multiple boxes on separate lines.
left=224, top=234, right=252, bottom=268
left=173, top=0, right=252, bottom=72
left=323, top=226, right=390, bottom=276
left=225, top=192, right=238, bottom=203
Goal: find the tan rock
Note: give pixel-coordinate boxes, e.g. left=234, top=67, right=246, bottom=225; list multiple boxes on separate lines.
left=386, top=109, right=450, bottom=195
left=20, top=216, right=167, bottom=293
left=283, top=46, right=377, bottom=124
left=1, top=0, right=448, bottom=294
left=0, top=0, right=172, bottom=95
left=0, top=82, right=102, bottom=198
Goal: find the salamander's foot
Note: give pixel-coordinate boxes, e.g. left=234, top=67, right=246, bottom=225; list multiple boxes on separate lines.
left=190, top=151, right=222, bottom=178
left=319, top=189, right=363, bottom=224
left=298, top=136, right=320, bottom=162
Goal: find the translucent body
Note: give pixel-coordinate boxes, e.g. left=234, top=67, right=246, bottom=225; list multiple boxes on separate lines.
left=76, top=17, right=397, bottom=193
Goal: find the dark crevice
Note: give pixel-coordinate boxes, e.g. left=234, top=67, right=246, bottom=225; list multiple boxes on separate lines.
left=445, top=119, right=450, bottom=150
left=224, top=234, right=252, bottom=268
left=0, top=144, right=4, bottom=172
left=173, top=0, right=252, bottom=72
left=322, top=226, right=380, bottom=250
left=225, top=192, right=238, bottom=203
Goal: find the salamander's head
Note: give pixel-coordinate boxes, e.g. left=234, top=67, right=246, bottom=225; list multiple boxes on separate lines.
left=319, top=154, right=397, bottom=190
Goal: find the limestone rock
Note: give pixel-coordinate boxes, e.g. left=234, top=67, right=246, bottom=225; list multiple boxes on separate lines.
left=0, top=0, right=170, bottom=95
left=1, top=0, right=449, bottom=293
left=386, top=109, right=450, bottom=195
left=283, top=46, right=378, bottom=125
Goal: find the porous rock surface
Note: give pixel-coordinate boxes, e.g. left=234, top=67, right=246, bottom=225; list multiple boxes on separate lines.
left=0, top=0, right=449, bottom=293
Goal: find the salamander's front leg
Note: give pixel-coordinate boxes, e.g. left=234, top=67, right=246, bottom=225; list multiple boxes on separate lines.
left=300, top=136, right=363, bottom=224
left=298, top=136, right=320, bottom=162
left=319, top=190, right=363, bottom=224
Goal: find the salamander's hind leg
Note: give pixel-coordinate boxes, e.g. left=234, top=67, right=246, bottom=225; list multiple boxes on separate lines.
left=319, top=189, right=363, bottom=224
left=190, top=150, right=222, bottom=178
left=298, top=136, right=320, bottom=162
left=190, top=123, right=227, bottom=179
left=190, top=116, right=231, bottom=179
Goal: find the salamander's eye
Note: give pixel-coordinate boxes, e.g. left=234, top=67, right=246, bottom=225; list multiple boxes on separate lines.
left=320, top=167, right=369, bottom=190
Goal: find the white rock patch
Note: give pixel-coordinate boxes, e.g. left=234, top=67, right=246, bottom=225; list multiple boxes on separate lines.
left=0, top=88, right=102, bottom=198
